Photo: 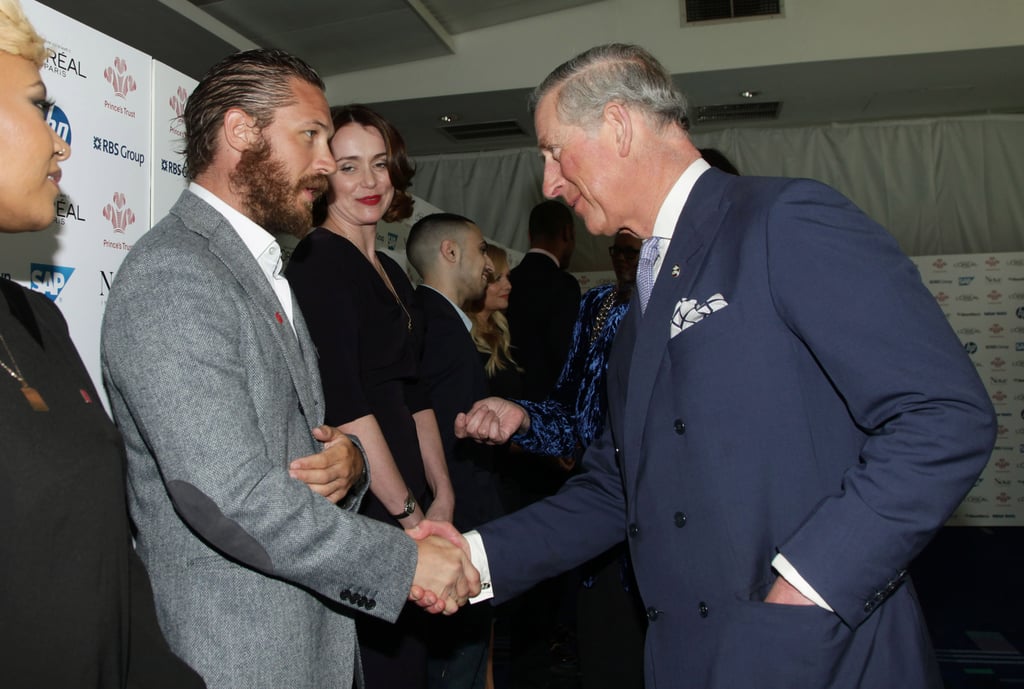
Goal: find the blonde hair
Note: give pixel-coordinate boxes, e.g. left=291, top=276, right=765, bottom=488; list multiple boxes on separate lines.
left=469, top=246, right=519, bottom=377
left=0, top=0, right=47, bottom=67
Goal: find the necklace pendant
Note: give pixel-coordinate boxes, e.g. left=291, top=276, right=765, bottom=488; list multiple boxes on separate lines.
left=21, top=384, right=49, bottom=412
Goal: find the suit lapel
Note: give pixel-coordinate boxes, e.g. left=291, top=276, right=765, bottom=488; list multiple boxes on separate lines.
left=621, top=170, right=733, bottom=486
left=174, top=191, right=323, bottom=426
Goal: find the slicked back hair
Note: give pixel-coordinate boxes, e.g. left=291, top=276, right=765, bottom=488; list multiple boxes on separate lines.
left=529, top=43, right=689, bottom=132
left=184, top=48, right=325, bottom=180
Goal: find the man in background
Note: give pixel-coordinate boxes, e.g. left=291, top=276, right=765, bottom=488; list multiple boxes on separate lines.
left=408, top=212, right=501, bottom=689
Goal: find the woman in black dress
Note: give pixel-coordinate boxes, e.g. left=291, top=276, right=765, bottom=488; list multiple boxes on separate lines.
left=286, top=105, right=454, bottom=689
left=0, top=1, right=203, bottom=685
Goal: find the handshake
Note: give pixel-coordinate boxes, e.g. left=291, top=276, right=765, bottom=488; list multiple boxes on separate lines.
left=405, top=520, right=481, bottom=615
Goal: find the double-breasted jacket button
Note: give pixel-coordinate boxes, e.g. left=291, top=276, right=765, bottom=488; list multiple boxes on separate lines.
left=698, top=601, right=709, bottom=618
left=628, top=523, right=639, bottom=537
left=646, top=607, right=662, bottom=622
left=673, top=512, right=687, bottom=528
left=673, top=419, right=686, bottom=435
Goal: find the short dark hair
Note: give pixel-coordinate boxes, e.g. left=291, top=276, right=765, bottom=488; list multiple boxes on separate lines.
left=184, top=49, right=324, bottom=180
left=312, top=104, right=415, bottom=225
left=407, top=212, right=475, bottom=277
left=528, top=200, right=573, bottom=243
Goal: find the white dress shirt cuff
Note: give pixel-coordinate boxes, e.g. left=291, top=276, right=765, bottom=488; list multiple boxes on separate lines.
left=771, top=552, right=833, bottom=611
left=464, top=530, right=494, bottom=603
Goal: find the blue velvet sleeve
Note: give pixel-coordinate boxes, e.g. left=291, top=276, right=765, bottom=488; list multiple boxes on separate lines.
left=514, top=284, right=618, bottom=457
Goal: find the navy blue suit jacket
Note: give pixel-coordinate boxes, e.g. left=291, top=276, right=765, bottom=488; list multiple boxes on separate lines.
left=478, top=170, right=995, bottom=688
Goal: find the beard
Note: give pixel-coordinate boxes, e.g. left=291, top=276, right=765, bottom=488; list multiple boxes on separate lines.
left=230, top=139, right=329, bottom=238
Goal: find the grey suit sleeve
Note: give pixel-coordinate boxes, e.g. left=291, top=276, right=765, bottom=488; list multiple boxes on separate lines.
left=102, top=246, right=416, bottom=622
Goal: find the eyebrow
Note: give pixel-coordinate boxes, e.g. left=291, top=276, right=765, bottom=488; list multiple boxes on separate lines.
left=335, top=151, right=387, bottom=161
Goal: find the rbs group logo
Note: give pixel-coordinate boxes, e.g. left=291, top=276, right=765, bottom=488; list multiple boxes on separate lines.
left=30, top=263, right=75, bottom=301
left=46, top=103, right=72, bottom=146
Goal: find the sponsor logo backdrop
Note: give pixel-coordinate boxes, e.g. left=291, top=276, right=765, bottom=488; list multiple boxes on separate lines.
left=912, top=251, right=1024, bottom=526
left=0, top=1, right=191, bottom=408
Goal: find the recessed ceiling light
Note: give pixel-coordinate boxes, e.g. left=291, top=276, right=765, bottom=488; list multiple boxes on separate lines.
left=739, top=90, right=760, bottom=99
left=438, top=113, right=460, bottom=124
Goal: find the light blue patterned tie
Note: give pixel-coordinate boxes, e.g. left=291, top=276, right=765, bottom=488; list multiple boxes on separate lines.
left=637, top=237, right=661, bottom=314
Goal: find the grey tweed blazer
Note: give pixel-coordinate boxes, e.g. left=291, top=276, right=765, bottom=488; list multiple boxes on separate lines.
left=101, top=190, right=417, bottom=689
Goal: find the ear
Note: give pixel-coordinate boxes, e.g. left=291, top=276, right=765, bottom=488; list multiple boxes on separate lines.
left=440, top=238, right=459, bottom=264
left=603, top=102, right=633, bottom=158
left=224, top=108, right=260, bottom=153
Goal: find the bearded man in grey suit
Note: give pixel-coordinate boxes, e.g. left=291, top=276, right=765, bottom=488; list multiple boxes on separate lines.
left=101, top=49, right=478, bottom=689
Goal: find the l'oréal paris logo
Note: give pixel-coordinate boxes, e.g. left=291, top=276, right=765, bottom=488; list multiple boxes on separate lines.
left=44, top=43, right=86, bottom=79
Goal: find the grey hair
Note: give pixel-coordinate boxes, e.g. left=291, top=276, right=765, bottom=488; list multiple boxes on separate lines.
left=528, top=43, right=689, bottom=131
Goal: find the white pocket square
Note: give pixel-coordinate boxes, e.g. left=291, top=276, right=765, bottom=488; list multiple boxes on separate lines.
left=670, top=293, right=728, bottom=338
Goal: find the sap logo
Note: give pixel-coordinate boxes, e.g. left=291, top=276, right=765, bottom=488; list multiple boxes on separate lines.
left=45, top=103, right=71, bottom=146
left=958, top=276, right=975, bottom=286
left=30, top=263, right=74, bottom=301
left=963, top=342, right=978, bottom=355
left=54, top=194, right=85, bottom=225
left=93, top=136, right=145, bottom=167
left=101, top=192, right=136, bottom=234
left=160, top=159, right=187, bottom=178
left=44, top=48, right=86, bottom=78
left=103, top=57, right=137, bottom=99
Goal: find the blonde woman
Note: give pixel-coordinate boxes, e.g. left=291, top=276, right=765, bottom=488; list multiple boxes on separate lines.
left=468, top=245, right=521, bottom=399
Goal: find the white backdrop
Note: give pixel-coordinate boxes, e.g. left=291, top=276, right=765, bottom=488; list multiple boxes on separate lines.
left=0, top=1, right=192, bottom=407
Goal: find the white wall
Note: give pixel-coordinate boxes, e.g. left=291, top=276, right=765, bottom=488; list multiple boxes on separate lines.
left=324, top=0, right=1024, bottom=103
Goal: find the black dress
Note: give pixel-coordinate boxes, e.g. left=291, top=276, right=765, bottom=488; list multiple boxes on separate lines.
left=286, top=227, right=429, bottom=689
left=287, top=228, right=429, bottom=519
left=0, top=278, right=204, bottom=688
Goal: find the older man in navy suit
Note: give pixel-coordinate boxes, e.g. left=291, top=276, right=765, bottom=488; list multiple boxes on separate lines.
left=431, top=44, right=996, bottom=688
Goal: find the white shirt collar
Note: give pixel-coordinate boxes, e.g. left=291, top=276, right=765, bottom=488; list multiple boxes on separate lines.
left=652, top=157, right=712, bottom=243
left=189, top=182, right=281, bottom=269
left=421, top=284, right=473, bottom=331
left=526, top=247, right=560, bottom=267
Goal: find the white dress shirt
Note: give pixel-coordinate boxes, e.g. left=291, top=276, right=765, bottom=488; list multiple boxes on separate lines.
left=189, top=183, right=296, bottom=335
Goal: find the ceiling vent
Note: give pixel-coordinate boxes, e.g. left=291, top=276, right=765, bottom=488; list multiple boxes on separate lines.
left=439, top=120, right=528, bottom=142
left=693, top=101, right=782, bottom=124
left=683, top=0, right=781, bottom=23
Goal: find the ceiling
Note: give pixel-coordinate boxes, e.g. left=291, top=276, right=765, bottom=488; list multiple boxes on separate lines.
left=35, top=0, right=1024, bottom=156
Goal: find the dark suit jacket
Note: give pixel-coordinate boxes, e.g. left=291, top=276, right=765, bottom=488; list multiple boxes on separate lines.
left=416, top=286, right=502, bottom=531
left=506, top=251, right=581, bottom=400
left=478, top=170, right=995, bottom=689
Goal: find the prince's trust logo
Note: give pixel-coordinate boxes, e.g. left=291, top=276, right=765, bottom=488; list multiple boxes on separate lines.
left=169, top=85, right=188, bottom=137
left=103, top=57, right=138, bottom=118
left=102, top=193, right=136, bottom=235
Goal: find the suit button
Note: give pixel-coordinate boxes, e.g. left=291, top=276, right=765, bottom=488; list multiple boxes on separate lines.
left=628, top=523, right=639, bottom=537
left=673, top=419, right=685, bottom=435
left=698, top=602, right=709, bottom=618
left=339, top=590, right=350, bottom=601
left=366, top=599, right=376, bottom=610
left=646, top=607, right=662, bottom=622
left=673, top=512, right=687, bottom=527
